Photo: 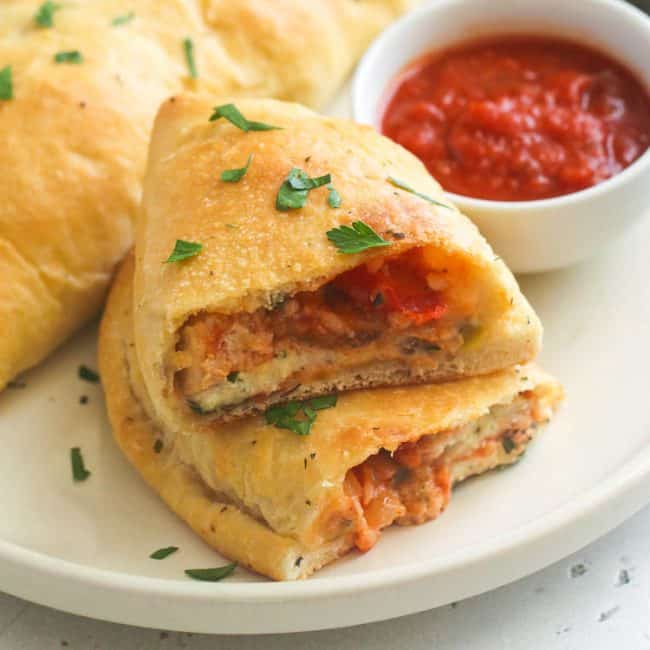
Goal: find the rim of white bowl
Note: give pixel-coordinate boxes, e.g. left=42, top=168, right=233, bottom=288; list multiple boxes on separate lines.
left=352, top=0, right=650, bottom=213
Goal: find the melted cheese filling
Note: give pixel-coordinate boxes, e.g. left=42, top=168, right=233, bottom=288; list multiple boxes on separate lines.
left=341, top=392, right=543, bottom=552
left=175, top=248, right=480, bottom=416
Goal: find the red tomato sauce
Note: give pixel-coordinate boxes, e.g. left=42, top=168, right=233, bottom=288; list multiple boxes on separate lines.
left=381, top=36, right=650, bottom=201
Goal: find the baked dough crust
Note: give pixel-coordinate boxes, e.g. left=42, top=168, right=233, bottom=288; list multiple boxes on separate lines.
left=0, top=0, right=412, bottom=390
left=135, top=96, right=542, bottom=430
left=100, top=253, right=562, bottom=580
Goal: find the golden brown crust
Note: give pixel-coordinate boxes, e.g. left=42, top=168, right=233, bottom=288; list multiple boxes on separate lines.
left=0, top=0, right=411, bottom=390
left=100, top=254, right=562, bottom=579
left=134, top=95, right=542, bottom=431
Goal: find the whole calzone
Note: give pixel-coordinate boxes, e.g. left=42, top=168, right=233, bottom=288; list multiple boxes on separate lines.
left=0, top=0, right=412, bottom=390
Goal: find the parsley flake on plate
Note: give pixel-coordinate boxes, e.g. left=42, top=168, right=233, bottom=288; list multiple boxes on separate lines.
left=78, top=364, right=100, bottom=383
left=185, top=564, right=237, bottom=581
left=0, top=66, right=13, bottom=101
left=387, top=176, right=451, bottom=209
left=182, top=37, right=198, bottom=79
left=150, top=546, right=178, bottom=560
left=209, top=103, right=280, bottom=132
left=165, top=239, right=202, bottom=263
left=276, top=168, right=331, bottom=211
left=221, top=154, right=252, bottom=182
left=326, top=221, right=391, bottom=254
left=112, top=12, right=135, bottom=26
left=34, top=1, right=60, bottom=28
left=54, top=50, right=83, bottom=64
left=70, top=447, right=91, bottom=482
left=265, top=395, right=337, bottom=436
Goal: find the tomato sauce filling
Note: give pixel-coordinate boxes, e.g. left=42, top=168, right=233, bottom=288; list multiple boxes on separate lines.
left=382, top=36, right=650, bottom=201
left=342, top=394, right=542, bottom=552
left=176, top=249, right=472, bottom=399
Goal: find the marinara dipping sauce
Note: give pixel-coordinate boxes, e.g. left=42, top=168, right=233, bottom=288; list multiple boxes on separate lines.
left=381, top=36, right=650, bottom=201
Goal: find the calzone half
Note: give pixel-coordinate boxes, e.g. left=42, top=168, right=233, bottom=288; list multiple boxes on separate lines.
left=100, top=253, right=563, bottom=580
left=0, top=0, right=411, bottom=390
left=134, top=96, right=542, bottom=427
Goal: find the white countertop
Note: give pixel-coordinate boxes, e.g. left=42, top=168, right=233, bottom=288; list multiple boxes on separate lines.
left=1, top=505, right=648, bottom=649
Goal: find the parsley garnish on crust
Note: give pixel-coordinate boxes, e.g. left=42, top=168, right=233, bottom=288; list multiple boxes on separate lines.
left=276, top=168, right=331, bottom=211
left=265, top=395, right=337, bottom=436
left=0, top=66, right=13, bottom=101
left=388, top=176, right=451, bottom=209
left=183, top=37, right=198, bottom=79
left=209, top=103, right=280, bottom=132
left=221, top=154, right=252, bottom=182
left=326, top=221, right=391, bottom=254
left=54, top=50, right=83, bottom=64
left=165, top=240, right=202, bottom=263
left=34, top=1, right=60, bottom=28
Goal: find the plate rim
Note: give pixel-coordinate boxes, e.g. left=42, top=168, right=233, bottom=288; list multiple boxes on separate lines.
left=2, top=436, right=650, bottom=632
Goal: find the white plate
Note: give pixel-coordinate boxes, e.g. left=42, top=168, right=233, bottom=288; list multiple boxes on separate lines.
left=1, top=89, right=650, bottom=635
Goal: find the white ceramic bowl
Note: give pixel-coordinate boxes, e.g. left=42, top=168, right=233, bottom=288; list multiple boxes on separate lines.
left=353, top=0, right=650, bottom=273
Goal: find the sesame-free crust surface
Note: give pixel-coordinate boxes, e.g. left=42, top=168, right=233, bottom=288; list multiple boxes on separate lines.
left=0, top=0, right=412, bottom=390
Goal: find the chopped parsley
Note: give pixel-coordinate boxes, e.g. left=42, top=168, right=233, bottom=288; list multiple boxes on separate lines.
left=276, top=168, right=331, bottom=211
left=54, top=50, right=83, bottom=64
left=34, top=1, right=61, bottom=28
left=153, top=439, right=163, bottom=454
left=502, top=437, right=516, bottom=454
left=185, top=564, right=237, bottom=581
left=265, top=394, right=337, bottom=436
left=388, top=176, right=451, bottom=209
left=0, top=66, right=13, bottom=101
left=226, top=371, right=240, bottom=383
left=78, top=365, right=100, bottom=383
left=150, top=546, right=178, bottom=560
left=165, top=239, right=202, bottom=263
left=182, top=37, right=197, bottom=79
left=112, top=12, right=135, bottom=26
left=221, top=154, right=252, bottom=182
left=209, top=103, right=280, bottom=132
left=70, top=447, right=91, bottom=482
left=326, top=221, right=391, bottom=254
left=327, top=184, right=341, bottom=208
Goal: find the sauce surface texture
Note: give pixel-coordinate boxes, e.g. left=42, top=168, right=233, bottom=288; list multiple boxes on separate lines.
left=381, top=36, right=650, bottom=201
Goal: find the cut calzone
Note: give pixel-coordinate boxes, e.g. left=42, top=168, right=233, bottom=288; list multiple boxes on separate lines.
left=0, top=0, right=412, bottom=391
left=134, top=97, right=541, bottom=427
left=100, top=253, right=563, bottom=580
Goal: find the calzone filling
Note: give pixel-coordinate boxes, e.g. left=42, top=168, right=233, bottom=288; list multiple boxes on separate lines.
left=333, top=388, right=550, bottom=552
left=174, top=248, right=483, bottom=416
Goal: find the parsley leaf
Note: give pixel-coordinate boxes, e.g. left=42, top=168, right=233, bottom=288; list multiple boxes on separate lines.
left=226, top=371, right=240, bottom=383
left=327, top=184, right=341, bottom=208
left=276, top=168, right=330, bottom=211
left=34, top=1, right=60, bottom=28
left=185, top=564, right=237, bottom=581
left=0, top=66, right=13, bottom=101
left=221, top=154, right=252, bottom=182
left=78, top=365, right=100, bottom=383
left=153, top=439, right=163, bottom=454
left=165, top=240, right=202, bottom=263
left=183, top=37, right=197, bottom=79
left=54, top=50, right=83, bottom=64
left=70, top=447, right=91, bottom=482
left=150, top=546, right=178, bottom=560
left=502, top=437, right=516, bottom=454
left=265, top=395, right=337, bottom=436
left=209, top=103, right=280, bottom=132
left=387, top=176, right=451, bottom=209
left=326, top=221, right=391, bottom=254
left=112, top=12, right=135, bottom=26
